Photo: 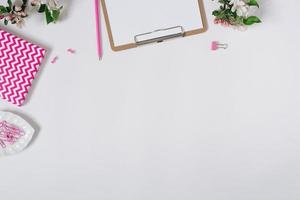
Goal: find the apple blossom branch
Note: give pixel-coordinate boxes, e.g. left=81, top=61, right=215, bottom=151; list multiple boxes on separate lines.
left=0, top=0, right=63, bottom=27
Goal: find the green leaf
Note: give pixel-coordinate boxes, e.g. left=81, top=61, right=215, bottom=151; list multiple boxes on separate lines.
left=52, top=9, right=60, bottom=21
left=219, top=0, right=230, bottom=3
left=7, top=0, right=12, bottom=8
left=0, top=5, right=7, bottom=14
left=38, top=4, right=46, bottom=13
left=45, top=6, right=54, bottom=24
left=224, top=8, right=231, bottom=14
left=216, top=10, right=226, bottom=19
left=243, top=16, right=261, bottom=25
left=6, top=6, right=11, bottom=12
left=4, top=19, right=8, bottom=25
left=235, top=16, right=244, bottom=25
left=248, top=0, right=259, bottom=7
left=212, top=10, right=220, bottom=16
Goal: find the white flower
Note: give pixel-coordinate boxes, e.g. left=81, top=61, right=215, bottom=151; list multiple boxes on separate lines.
left=31, top=0, right=41, bottom=6
left=14, top=6, right=22, bottom=12
left=229, top=0, right=250, bottom=17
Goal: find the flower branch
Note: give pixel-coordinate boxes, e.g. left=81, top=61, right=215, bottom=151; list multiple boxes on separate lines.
left=0, top=0, right=63, bottom=27
left=212, top=0, right=261, bottom=28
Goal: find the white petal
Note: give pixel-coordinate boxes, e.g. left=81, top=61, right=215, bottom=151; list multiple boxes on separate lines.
left=236, top=9, right=243, bottom=16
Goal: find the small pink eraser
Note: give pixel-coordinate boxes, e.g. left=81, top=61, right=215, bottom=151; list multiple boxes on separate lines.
left=211, top=41, right=218, bottom=51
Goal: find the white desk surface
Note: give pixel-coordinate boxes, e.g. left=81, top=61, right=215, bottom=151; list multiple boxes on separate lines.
left=1, top=0, right=300, bottom=200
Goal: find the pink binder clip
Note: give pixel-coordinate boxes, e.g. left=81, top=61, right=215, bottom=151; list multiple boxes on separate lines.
left=67, top=48, right=76, bottom=54
left=211, top=41, right=228, bottom=51
left=51, top=56, right=58, bottom=64
left=0, top=120, right=24, bottom=148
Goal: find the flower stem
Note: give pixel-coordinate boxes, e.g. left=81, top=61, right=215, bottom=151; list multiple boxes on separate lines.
left=21, top=0, right=28, bottom=11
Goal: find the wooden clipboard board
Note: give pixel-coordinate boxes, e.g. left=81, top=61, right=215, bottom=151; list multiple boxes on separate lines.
left=101, top=0, right=208, bottom=52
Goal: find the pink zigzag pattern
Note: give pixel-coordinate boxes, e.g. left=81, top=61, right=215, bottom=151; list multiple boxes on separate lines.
left=0, top=29, right=46, bottom=106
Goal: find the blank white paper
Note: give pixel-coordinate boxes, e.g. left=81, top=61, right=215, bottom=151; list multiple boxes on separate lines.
left=105, top=0, right=204, bottom=46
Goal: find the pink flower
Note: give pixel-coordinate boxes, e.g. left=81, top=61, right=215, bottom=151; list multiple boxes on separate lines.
left=6, top=14, right=14, bottom=21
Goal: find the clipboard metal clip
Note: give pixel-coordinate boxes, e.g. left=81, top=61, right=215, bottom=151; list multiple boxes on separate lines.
left=134, top=26, right=184, bottom=46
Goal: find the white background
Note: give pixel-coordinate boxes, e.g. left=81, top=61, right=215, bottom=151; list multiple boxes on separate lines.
left=1, top=0, right=300, bottom=200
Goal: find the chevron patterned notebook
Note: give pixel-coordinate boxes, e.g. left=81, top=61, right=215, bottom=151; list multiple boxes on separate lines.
left=0, top=29, right=46, bottom=106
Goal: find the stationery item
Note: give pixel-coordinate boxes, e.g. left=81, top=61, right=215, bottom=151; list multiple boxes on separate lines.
left=0, top=111, right=35, bottom=156
left=0, top=121, right=24, bottom=149
left=67, top=48, right=76, bottom=54
left=51, top=56, right=58, bottom=64
left=95, top=0, right=103, bottom=59
left=211, top=41, right=228, bottom=51
left=101, top=0, right=207, bottom=51
left=0, top=29, right=46, bottom=106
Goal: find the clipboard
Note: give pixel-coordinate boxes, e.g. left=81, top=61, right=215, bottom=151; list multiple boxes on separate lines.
left=101, top=0, right=208, bottom=51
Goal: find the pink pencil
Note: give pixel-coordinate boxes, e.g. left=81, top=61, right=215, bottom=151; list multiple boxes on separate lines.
left=94, top=0, right=103, bottom=60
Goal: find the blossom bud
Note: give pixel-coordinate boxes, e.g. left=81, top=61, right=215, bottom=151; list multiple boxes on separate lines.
left=15, top=6, right=22, bottom=12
